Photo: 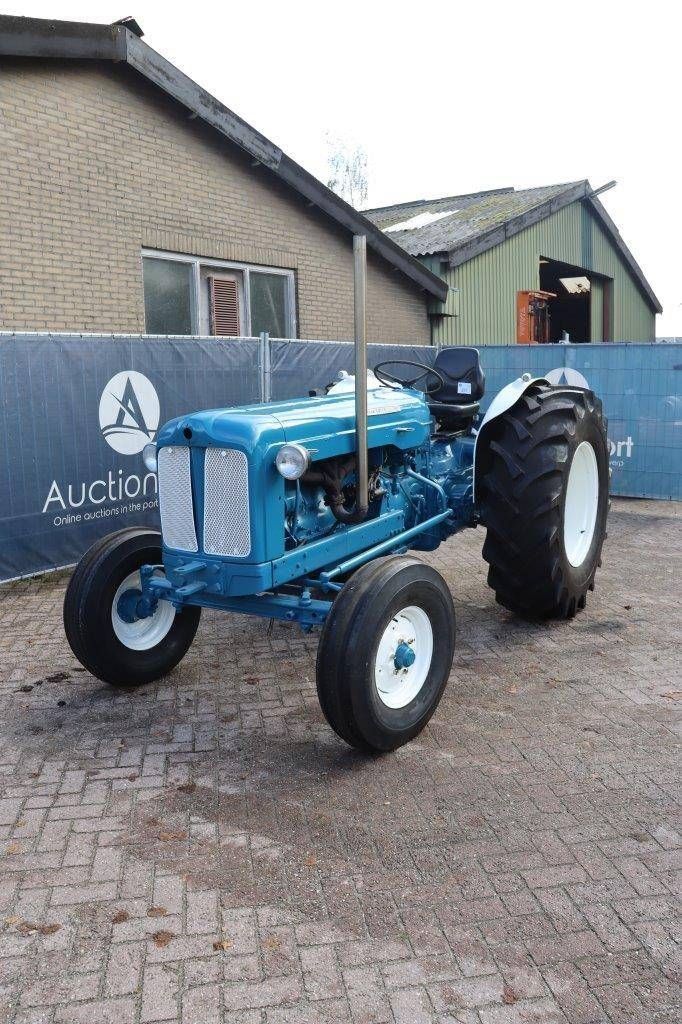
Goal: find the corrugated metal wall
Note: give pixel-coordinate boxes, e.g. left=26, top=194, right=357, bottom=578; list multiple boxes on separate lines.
left=591, top=277, right=604, bottom=343
left=427, top=201, right=656, bottom=346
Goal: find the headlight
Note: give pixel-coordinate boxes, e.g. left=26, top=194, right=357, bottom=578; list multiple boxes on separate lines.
left=275, top=443, right=310, bottom=480
left=142, top=442, right=158, bottom=473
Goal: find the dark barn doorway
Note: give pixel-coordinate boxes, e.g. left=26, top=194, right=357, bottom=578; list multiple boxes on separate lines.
left=539, top=257, right=592, bottom=342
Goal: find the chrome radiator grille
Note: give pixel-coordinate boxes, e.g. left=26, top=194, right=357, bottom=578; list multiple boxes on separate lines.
left=203, top=448, right=251, bottom=557
left=157, top=447, right=198, bottom=552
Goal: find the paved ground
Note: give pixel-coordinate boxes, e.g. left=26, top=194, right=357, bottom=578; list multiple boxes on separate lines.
left=0, top=497, right=680, bottom=1024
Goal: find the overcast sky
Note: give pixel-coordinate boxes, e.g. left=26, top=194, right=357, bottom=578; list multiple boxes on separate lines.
left=10, top=0, right=682, bottom=335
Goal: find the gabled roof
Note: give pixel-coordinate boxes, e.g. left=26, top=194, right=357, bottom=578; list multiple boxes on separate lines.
left=0, top=15, right=448, bottom=303
left=364, top=182, right=662, bottom=313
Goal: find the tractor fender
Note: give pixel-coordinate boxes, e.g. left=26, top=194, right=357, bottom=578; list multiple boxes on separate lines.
left=473, top=374, right=548, bottom=499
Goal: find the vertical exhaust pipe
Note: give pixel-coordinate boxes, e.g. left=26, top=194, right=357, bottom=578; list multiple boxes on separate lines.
left=353, top=235, right=369, bottom=518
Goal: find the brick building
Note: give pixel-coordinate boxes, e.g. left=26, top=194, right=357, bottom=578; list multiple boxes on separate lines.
left=0, top=16, right=446, bottom=342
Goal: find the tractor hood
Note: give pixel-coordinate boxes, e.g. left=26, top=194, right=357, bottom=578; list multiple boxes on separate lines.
left=153, top=386, right=432, bottom=578
left=156, top=386, right=432, bottom=459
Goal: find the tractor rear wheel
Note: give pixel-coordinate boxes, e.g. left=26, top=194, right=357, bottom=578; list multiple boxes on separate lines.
left=478, top=384, right=608, bottom=619
left=316, top=555, right=455, bottom=752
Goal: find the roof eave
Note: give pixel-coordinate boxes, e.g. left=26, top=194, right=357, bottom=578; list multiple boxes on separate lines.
left=0, top=15, right=447, bottom=303
left=0, top=15, right=126, bottom=60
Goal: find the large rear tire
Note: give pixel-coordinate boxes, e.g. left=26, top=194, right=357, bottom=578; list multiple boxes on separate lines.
left=478, top=384, right=608, bottom=619
left=316, top=555, right=456, bottom=752
left=64, top=528, right=200, bottom=687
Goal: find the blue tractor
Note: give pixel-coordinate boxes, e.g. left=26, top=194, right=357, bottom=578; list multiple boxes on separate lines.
left=64, top=347, right=608, bottom=753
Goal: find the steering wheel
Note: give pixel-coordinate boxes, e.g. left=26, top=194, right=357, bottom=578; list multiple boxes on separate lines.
left=373, top=360, right=445, bottom=395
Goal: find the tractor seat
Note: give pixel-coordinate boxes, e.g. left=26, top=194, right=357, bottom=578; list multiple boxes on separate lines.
left=427, top=347, right=485, bottom=429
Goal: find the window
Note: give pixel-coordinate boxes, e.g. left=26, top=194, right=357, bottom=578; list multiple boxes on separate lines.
left=143, top=257, right=194, bottom=335
left=249, top=272, right=289, bottom=337
left=142, top=251, right=296, bottom=338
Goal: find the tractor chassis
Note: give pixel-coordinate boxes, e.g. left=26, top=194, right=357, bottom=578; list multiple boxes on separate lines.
left=137, top=506, right=458, bottom=631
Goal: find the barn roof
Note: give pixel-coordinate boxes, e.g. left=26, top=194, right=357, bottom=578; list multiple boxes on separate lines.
left=364, top=182, right=662, bottom=313
left=0, top=14, right=448, bottom=303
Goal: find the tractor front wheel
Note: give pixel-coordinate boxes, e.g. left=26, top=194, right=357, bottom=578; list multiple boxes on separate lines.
left=63, top=528, right=201, bottom=687
left=316, top=555, right=456, bottom=752
left=478, top=384, right=609, bottom=619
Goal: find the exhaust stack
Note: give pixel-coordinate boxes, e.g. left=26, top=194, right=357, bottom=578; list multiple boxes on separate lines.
left=353, top=235, right=369, bottom=519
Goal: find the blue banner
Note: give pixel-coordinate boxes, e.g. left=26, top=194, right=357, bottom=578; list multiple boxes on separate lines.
left=0, top=335, right=261, bottom=581
left=0, top=335, right=679, bottom=582
left=477, top=344, right=681, bottom=501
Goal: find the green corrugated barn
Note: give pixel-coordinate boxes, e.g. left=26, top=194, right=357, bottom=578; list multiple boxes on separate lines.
left=364, top=181, right=661, bottom=345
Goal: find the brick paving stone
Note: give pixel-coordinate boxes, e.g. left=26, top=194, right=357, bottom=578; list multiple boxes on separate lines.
left=342, top=965, right=392, bottom=1023
left=103, top=940, right=144, bottom=996
left=181, top=983, right=220, bottom=1024
left=389, top=985, right=433, bottom=1023
left=580, top=903, right=639, bottom=953
left=430, top=973, right=506, bottom=1012
left=491, top=942, right=547, bottom=999
left=526, top=930, right=607, bottom=967
left=140, top=963, right=180, bottom=1022
left=14, top=1012, right=56, bottom=1024
left=0, top=498, right=679, bottom=1024
left=543, top=961, right=608, bottom=1024
left=441, top=924, right=497, bottom=978
left=266, top=1000, right=351, bottom=1023
left=53, top=998, right=138, bottom=1024
left=19, top=973, right=100, bottom=1008
left=222, top=975, right=301, bottom=1012
left=478, top=996, right=569, bottom=1023
left=300, top=945, right=344, bottom=1000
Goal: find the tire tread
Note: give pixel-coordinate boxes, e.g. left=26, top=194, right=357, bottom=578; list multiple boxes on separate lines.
left=478, top=385, right=608, bottom=619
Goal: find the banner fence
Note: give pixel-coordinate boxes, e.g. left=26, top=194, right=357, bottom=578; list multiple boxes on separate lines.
left=1, top=333, right=679, bottom=582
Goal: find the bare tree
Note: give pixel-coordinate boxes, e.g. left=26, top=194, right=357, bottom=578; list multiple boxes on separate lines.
left=326, top=136, right=368, bottom=209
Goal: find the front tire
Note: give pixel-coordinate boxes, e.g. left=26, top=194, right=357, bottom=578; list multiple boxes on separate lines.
left=63, top=528, right=200, bottom=687
left=316, top=556, right=456, bottom=752
left=478, top=384, right=609, bottom=619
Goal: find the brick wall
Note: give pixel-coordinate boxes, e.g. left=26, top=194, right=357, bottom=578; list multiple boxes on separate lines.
left=0, top=60, right=431, bottom=344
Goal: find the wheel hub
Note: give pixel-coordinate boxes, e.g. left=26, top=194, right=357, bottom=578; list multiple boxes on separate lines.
left=393, top=641, right=416, bottom=670
left=374, top=606, right=434, bottom=710
left=116, top=587, right=157, bottom=624
left=111, top=571, right=176, bottom=651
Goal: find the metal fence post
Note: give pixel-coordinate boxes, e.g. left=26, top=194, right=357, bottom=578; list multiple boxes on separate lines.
left=258, top=331, right=271, bottom=403
left=264, top=332, right=272, bottom=403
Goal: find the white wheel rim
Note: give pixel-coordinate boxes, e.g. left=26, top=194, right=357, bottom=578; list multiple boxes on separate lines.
left=111, top=571, right=176, bottom=651
left=374, top=605, right=433, bottom=710
left=563, top=441, right=600, bottom=567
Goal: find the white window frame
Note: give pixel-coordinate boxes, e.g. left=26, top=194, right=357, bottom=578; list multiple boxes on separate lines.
left=141, top=248, right=297, bottom=338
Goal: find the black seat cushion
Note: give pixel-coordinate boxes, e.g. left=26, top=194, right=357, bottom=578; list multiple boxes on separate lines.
left=427, top=400, right=480, bottom=423
left=430, top=347, right=485, bottom=404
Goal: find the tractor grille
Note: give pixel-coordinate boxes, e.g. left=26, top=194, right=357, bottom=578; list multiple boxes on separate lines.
left=157, top=447, right=198, bottom=553
left=203, top=448, right=251, bottom=557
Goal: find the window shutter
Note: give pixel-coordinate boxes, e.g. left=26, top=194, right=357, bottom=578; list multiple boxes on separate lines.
left=209, top=277, right=240, bottom=336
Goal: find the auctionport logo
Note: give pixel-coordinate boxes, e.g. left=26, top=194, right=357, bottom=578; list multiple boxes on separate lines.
left=42, top=369, right=160, bottom=520
left=545, top=366, right=590, bottom=389
left=546, top=365, right=634, bottom=461
left=98, top=371, right=160, bottom=455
